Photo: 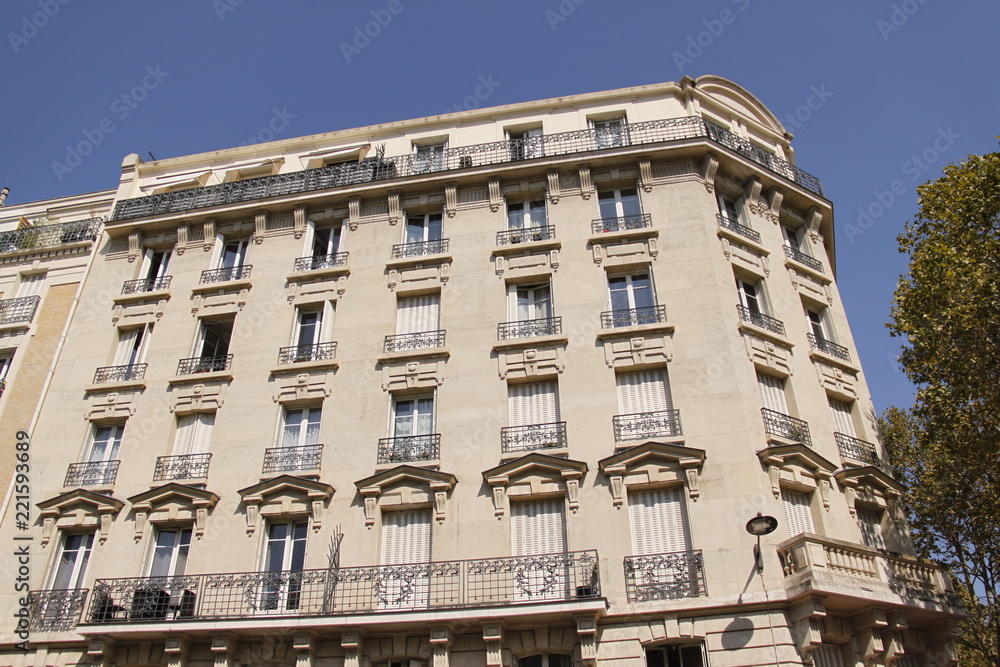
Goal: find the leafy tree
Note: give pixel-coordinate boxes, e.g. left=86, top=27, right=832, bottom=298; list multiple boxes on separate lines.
left=883, top=150, right=1000, bottom=666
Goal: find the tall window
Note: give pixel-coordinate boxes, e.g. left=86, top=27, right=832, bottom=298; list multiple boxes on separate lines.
left=736, top=278, right=767, bottom=315
left=507, top=128, right=543, bottom=161
left=782, top=489, right=815, bottom=536
left=828, top=398, right=855, bottom=437
left=50, top=532, right=94, bottom=589
left=414, top=142, right=446, bottom=173
left=645, top=644, right=706, bottom=667
left=392, top=396, right=434, bottom=438
left=717, top=194, right=743, bottom=224
left=506, top=200, right=547, bottom=232
left=592, top=117, right=627, bottom=149
left=597, top=187, right=641, bottom=220
left=311, top=224, right=342, bottom=258
left=508, top=381, right=559, bottom=427
left=282, top=406, right=322, bottom=448
left=515, top=656, right=572, bottom=667
left=212, top=237, right=249, bottom=270
left=509, top=282, right=552, bottom=322
left=617, top=369, right=672, bottom=415
left=87, top=424, right=124, bottom=463
left=405, top=213, right=443, bottom=245
left=0, top=352, right=13, bottom=395
left=380, top=509, right=432, bottom=607
left=782, top=224, right=808, bottom=254
left=512, top=499, right=566, bottom=556
left=140, top=249, right=171, bottom=284
left=608, top=272, right=655, bottom=318
left=856, top=507, right=886, bottom=550
left=396, top=295, right=440, bottom=335
left=630, top=488, right=690, bottom=556
left=197, top=319, right=234, bottom=359
left=261, top=520, right=308, bottom=611
left=114, top=324, right=153, bottom=368
left=148, top=528, right=191, bottom=578
left=757, top=372, right=789, bottom=415
left=173, top=413, right=214, bottom=456
left=16, top=273, right=45, bottom=298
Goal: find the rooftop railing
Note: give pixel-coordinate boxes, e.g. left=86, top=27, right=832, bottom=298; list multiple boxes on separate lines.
left=93, top=364, right=147, bottom=384
left=807, top=333, right=850, bottom=361
left=0, top=218, right=102, bottom=252
left=496, top=225, right=555, bottom=246
left=737, top=304, right=786, bottom=336
left=262, top=444, right=324, bottom=475
left=613, top=409, right=682, bottom=442
left=716, top=213, right=761, bottom=243
left=199, top=265, right=252, bottom=284
left=152, top=453, right=212, bottom=482
left=761, top=408, right=812, bottom=446
left=500, top=422, right=568, bottom=453
left=623, top=550, right=706, bottom=602
left=835, top=433, right=881, bottom=467
left=383, top=330, right=446, bottom=353
left=591, top=213, right=651, bottom=234
left=0, top=295, right=41, bottom=325
left=176, top=354, right=233, bottom=375
left=783, top=245, right=824, bottom=272
left=497, top=317, right=562, bottom=340
left=277, top=342, right=337, bottom=365
left=64, top=460, right=119, bottom=487
left=121, top=276, right=172, bottom=295
left=601, top=305, right=667, bottom=329
left=292, top=252, right=349, bottom=272
left=377, top=434, right=440, bottom=464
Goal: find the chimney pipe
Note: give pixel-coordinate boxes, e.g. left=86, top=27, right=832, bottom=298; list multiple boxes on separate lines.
left=0, top=187, right=9, bottom=207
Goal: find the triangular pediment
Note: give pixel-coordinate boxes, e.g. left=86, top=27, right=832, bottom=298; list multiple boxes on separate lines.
left=599, top=441, right=706, bottom=475
left=482, top=452, right=587, bottom=485
left=128, top=483, right=219, bottom=511
left=757, top=443, right=838, bottom=475
left=356, top=465, right=457, bottom=494
left=37, top=488, right=124, bottom=515
left=836, top=466, right=904, bottom=494
left=238, top=474, right=334, bottom=503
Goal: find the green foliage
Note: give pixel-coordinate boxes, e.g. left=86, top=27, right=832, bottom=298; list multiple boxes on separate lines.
left=885, top=150, right=1000, bottom=666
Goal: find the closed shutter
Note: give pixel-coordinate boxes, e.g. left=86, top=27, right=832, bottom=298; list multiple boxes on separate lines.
left=509, top=382, right=558, bottom=426
left=856, top=508, right=886, bottom=549
left=812, top=644, right=846, bottom=667
left=782, top=489, right=815, bottom=535
left=617, top=370, right=671, bottom=414
left=382, top=509, right=431, bottom=565
left=512, top=499, right=566, bottom=556
left=629, top=487, right=689, bottom=555
left=16, top=274, right=45, bottom=297
left=396, top=295, right=440, bottom=334
left=174, top=413, right=214, bottom=455
left=757, top=372, right=788, bottom=414
left=829, top=398, right=855, bottom=436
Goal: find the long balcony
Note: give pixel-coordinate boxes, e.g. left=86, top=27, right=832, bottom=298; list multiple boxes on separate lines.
left=612, top=409, right=682, bottom=442
left=199, top=265, right=252, bottom=284
left=262, top=444, right=323, bottom=475
left=500, top=422, right=568, bottom=454
left=152, top=453, right=212, bottom=482
left=591, top=213, right=652, bottom=234
left=377, top=434, right=441, bottom=464
left=391, top=239, right=449, bottom=259
left=110, top=117, right=822, bottom=222
left=277, top=342, right=337, bottom=365
left=762, top=408, right=812, bottom=446
left=716, top=213, right=761, bottom=243
left=624, top=550, right=706, bottom=602
left=176, top=354, right=233, bottom=375
left=0, top=295, right=41, bottom=325
left=121, top=276, right=172, bottom=295
left=835, top=433, right=881, bottom=467
left=292, top=252, right=348, bottom=272
left=84, top=550, right=601, bottom=624
left=601, top=305, right=667, bottom=329
left=93, top=364, right=147, bottom=384
left=0, top=218, right=102, bottom=252
left=28, top=589, right=90, bottom=631
left=497, top=317, right=562, bottom=340
left=496, top=225, right=555, bottom=246
left=64, top=460, right=119, bottom=487
left=737, top=304, right=786, bottom=336
left=783, top=245, right=824, bottom=272
left=383, top=330, right=446, bottom=353
left=807, top=333, right=851, bottom=361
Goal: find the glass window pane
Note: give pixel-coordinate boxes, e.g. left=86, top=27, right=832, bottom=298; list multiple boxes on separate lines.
left=598, top=191, right=618, bottom=219
left=619, top=189, right=641, bottom=217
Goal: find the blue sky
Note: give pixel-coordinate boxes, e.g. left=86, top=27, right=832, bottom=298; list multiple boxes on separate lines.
left=2, top=1, right=997, bottom=413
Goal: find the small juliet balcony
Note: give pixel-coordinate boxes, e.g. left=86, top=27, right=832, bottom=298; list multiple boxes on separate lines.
left=277, top=342, right=337, bottom=365
left=496, top=225, right=555, bottom=246
left=783, top=245, right=824, bottom=272
left=497, top=317, right=562, bottom=340
left=601, top=305, right=667, bottom=329
left=199, top=265, right=252, bottom=284
left=807, top=333, right=851, bottom=362
left=835, top=433, right=882, bottom=468
left=383, top=330, right=446, bottom=354
left=292, top=252, right=348, bottom=272
left=501, top=422, right=568, bottom=454
left=176, top=354, right=232, bottom=375
left=152, top=453, right=212, bottom=482
left=262, top=444, right=323, bottom=475
left=0, top=295, right=41, bottom=325
left=93, top=364, right=147, bottom=384
left=378, top=434, right=441, bottom=465
left=737, top=304, right=786, bottom=337
left=613, top=409, right=682, bottom=442
left=591, top=213, right=652, bottom=234
left=624, top=550, right=706, bottom=602
left=390, top=239, right=449, bottom=259
left=28, top=588, right=90, bottom=631
left=64, top=460, right=119, bottom=488
left=762, top=408, right=812, bottom=447
left=121, top=276, right=172, bottom=295
left=716, top=213, right=761, bottom=243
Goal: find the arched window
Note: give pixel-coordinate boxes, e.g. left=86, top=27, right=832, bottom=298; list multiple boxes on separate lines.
left=646, top=643, right=705, bottom=667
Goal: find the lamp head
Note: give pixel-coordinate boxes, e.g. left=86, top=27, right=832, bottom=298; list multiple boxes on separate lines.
left=746, top=513, right=778, bottom=537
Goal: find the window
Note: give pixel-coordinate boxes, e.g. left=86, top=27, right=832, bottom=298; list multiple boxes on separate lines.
left=212, top=236, right=249, bottom=270
left=405, top=213, right=443, bottom=245
left=261, top=520, right=308, bottom=611
left=757, top=372, right=789, bottom=414
left=282, top=406, right=322, bottom=448
left=392, top=396, right=434, bottom=438
left=310, top=223, right=342, bottom=258
left=508, top=128, right=543, bottom=161
left=17, top=273, right=45, bottom=298
left=197, top=319, right=233, bottom=359
left=509, top=282, right=552, bottom=322
left=856, top=507, right=886, bottom=550
left=782, top=224, right=807, bottom=254
left=414, top=142, right=446, bottom=173
left=598, top=187, right=642, bottom=221
left=50, top=532, right=94, bottom=589
left=512, top=498, right=566, bottom=556
left=87, top=424, right=124, bottom=463
left=148, top=528, right=191, bottom=578
left=630, top=487, right=689, bottom=555
left=806, top=308, right=832, bottom=341
left=140, top=249, right=171, bottom=284
left=608, top=272, right=655, bottom=323
left=736, top=278, right=767, bottom=316
left=645, top=644, right=706, bottom=667
left=506, top=200, right=548, bottom=236
left=293, top=303, right=335, bottom=350
left=380, top=509, right=432, bottom=607
left=592, top=116, right=628, bottom=149
left=717, top=194, right=743, bottom=224
left=516, top=656, right=572, bottom=667
left=173, top=413, right=214, bottom=456
left=782, top=488, right=815, bottom=536
left=508, top=381, right=559, bottom=427
left=0, top=352, right=12, bottom=396
left=617, top=369, right=672, bottom=415
left=396, top=294, right=440, bottom=335
left=114, top=324, right=153, bottom=368
left=811, top=643, right=847, bottom=667
left=828, top=398, right=855, bottom=437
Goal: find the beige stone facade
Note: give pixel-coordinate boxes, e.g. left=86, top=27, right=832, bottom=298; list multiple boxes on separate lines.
left=0, top=77, right=961, bottom=667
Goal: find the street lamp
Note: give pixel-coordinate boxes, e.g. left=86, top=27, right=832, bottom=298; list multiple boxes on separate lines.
left=746, top=513, right=778, bottom=574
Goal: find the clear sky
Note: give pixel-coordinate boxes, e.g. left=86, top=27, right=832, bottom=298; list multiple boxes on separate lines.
left=2, top=1, right=997, bottom=414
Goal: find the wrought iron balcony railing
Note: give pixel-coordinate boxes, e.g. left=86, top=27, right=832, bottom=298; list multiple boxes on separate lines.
left=0, top=295, right=41, bottom=325
left=93, top=364, right=147, bottom=384
left=591, top=213, right=652, bottom=234
left=612, top=409, right=682, bottom=442
left=0, top=218, right=102, bottom=252
left=601, top=305, right=667, bottom=329
left=377, top=434, right=441, bottom=464
left=152, top=453, right=212, bottom=482
left=199, top=265, right=252, bottom=284
left=85, top=550, right=600, bottom=623
left=391, top=239, right=449, bottom=259
left=761, top=408, right=812, bottom=446
left=783, top=245, right=823, bottom=272
left=262, top=444, right=324, bottom=474
left=121, top=276, right=172, bottom=295
left=176, top=354, right=233, bottom=375
left=501, top=422, right=568, bottom=453
left=737, top=304, right=786, bottom=336
left=292, top=252, right=349, bottom=272
left=111, top=117, right=821, bottom=222
left=383, top=330, right=446, bottom=353
left=64, top=460, right=119, bottom=487
left=497, top=317, right=562, bottom=340
left=28, top=589, right=90, bottom=631
left=496, top=225, right=555, bottom=246
left=277, top=342, right=337, bottom=365
left=716, top=213, right=761, bottom=243
left=806, top=333, right=850, bottom=361
left=835, top=433, right=881, bottom=467
left=623, top=550, right=706, bottom=602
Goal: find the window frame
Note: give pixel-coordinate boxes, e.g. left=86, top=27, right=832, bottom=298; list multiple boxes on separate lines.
left=114, top=323, right=154, bottom=367
left=280, top=405, right=323, bottom=448
left=645, top=643, right=707, bottom=667
left=736, top=277, right=768, bottom=315
left=48, top=531, right=95, bottom=590
left=607, top=270, right=656, bottom=312
left=86, top=423, right=125, bottom=463
left=209, top=235, right=249, bottom=270
left=195, top=318, right=234, bottom=359
left=147, top=526, right=193, bottom=578
left=590, top=115, right=628, bottom=149
left=139, top=248, right=172, bottom=283
left=717, top=193, right=745, bottom=225
left=413, top=141, right=447, bottom=173
left=391, top=394, right=435, bottom=438
left=404, top=213, right=443, bottom=244
left=781, top=487, right=816, bottom=536
left=508, top=281, right=553, bottom=322
left=597, top=186, right=642, bottom=220
left=16, top=273, right=45, bottom=298
left=505, top=199, right=548, bottom=231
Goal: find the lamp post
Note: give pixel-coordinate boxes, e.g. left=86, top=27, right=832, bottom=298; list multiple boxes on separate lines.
left=746, top=513, right=778, bottom=574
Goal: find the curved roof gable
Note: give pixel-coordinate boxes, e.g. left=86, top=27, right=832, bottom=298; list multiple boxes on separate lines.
left=694, top=75, right=786, bottom=136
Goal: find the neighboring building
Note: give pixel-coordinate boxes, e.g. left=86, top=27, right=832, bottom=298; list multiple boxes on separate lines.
left=1, top=77, right=962, bottom=667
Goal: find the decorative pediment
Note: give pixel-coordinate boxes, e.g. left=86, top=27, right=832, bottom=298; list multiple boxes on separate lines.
left=37, top=489, right=125, bottom=547
left=758, top=444, right=838, bottom=508
left=168, top=381, right=228, bottom=414
left=600, top=331, right=674, bottom=369
left=127, top=483, right=220, bottom=541
left=482, top=453, right=588, bottom=517
left=379, top=355, right=448, bottom=391
left=836, top=466, right=905, bottom=520
left=271, top=370, right=334, bottom=405
left=599, top=441, right=707, bottom=505
left=355, top=465, right=458, bottom=527
left=238, top=475, right=334, bottom=535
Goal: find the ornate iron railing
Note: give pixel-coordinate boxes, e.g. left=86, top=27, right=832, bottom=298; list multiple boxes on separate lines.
left=497, top=317, right=562, bottom=340
left=835, top=433, right=881, bottom=467
left=612, top=409, right=682, bottom=441
left=496, top=225, right=555, bottom=246
left=176, top=354, right=233, bottom=375
left=28, top=589, right=90, bottom=631
left=152, top=453, right=212, bottom=482
left=199, top=265, right=252, bottom=284
left=624, top=550, right=706, bottom=602
left=121, top=276, right=172, bottom=294
left=591, top=213, right=652, bottom=234
left=501, top=422, right=568, bottom=453
left=390, top=239, right=449, bottom=259
left=716, top=213, right=761, bottom=243
left=377, top=434, right=441, bottom=464
left=262, top=444, right=324, bottom=474
left=93, top=364, right=147, bottom=384
left=737, top=304, right=786, bottom=336
left=292, top=252, right=349, bottom=272
left=0, top=295, right=41, bottom=325
left=85, top=550, right=600, bottom=623
left=64, top=460, right=119, bottom=487
left=601, top=305, right=667, bottom=329
left=806, top=333, right=850, bottom=361
left=762, top=408, right=812, bottom=446
left=277, top=342, right=337, bottom=365
left=383, top=330, right=446, bottom=353
left=0, top=218, right=102, bottom=252
left=783, top=245, right=823, bottom=272
left=111, top=117, right=821, bottom=222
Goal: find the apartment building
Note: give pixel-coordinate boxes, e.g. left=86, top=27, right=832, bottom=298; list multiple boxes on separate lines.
left=1, top=76, right=962, bottom=667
